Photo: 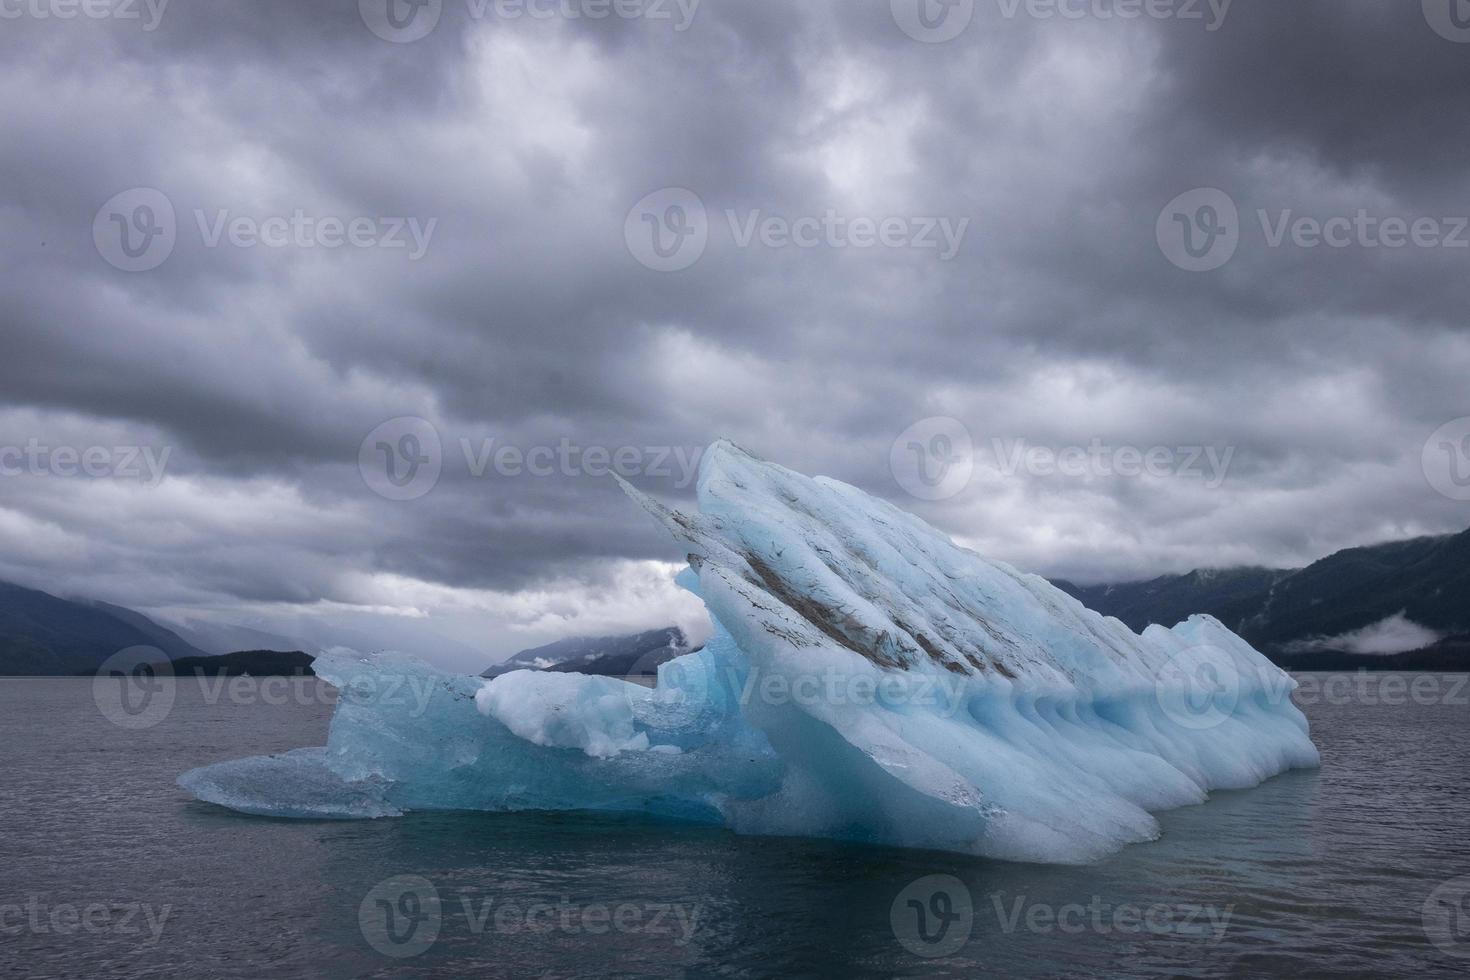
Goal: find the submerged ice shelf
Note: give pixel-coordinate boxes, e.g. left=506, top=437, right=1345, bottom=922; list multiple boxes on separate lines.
left=180, top=442, right=1319, bottom=863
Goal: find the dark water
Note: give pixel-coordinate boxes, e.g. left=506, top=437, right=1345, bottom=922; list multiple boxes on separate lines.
left=3, top=674, right=1468, bottom=978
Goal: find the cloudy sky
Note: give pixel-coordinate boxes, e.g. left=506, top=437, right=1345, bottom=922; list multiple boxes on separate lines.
left=3, top=0, right=1469, bottom=670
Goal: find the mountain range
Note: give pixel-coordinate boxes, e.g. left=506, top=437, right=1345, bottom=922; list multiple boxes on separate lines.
left=0, top=581, right=315, bottom=676
left=0, top=580, right=210, bottom=675
left=1055, top=528, right=1470, bottom=667
left=481, top=627, right=690, bottom=679
left=2, top=525, right=1466, bottom=676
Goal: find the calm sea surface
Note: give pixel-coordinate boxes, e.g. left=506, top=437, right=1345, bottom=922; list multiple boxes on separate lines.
left=2, top=673, right=1468, bottom=978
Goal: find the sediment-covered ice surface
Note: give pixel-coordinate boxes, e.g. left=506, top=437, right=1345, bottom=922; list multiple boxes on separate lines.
left=180, top=442, right=1319, bottom=863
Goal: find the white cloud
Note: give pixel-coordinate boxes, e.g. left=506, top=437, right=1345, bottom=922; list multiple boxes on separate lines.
left=1285, top=613, right=1443, bottom=657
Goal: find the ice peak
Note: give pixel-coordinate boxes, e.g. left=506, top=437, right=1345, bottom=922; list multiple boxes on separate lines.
left=625, top=443, right=1152, bottom=683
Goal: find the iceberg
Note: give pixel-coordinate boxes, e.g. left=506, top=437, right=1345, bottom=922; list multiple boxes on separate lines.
left=180, top=441, right=1318, bottom=863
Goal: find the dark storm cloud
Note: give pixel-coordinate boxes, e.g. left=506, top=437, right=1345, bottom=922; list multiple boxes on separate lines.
left=1154, top=0, right=1470, bottom=194
left=1, top=0, right=1467, bottom=662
